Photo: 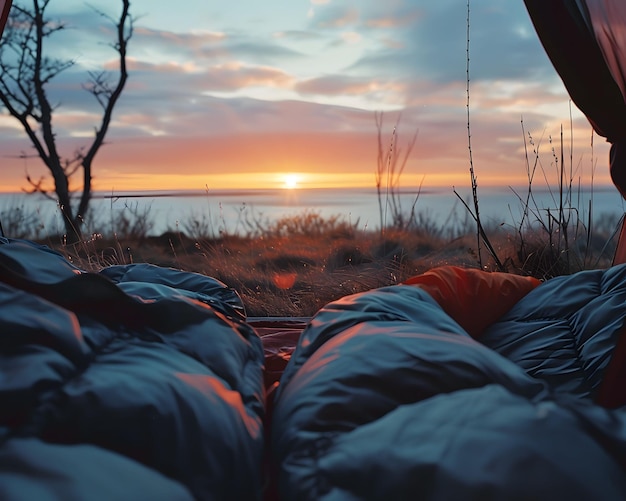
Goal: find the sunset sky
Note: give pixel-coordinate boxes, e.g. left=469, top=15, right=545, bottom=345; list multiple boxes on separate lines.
left=0, top=0, right=612, bottom=193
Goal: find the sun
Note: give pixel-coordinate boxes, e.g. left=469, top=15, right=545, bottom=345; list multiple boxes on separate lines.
left=283, top=174, right=299, bottom=189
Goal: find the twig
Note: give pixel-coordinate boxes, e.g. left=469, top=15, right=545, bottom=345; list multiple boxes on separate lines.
left=464, top=0, right=504, bottom=270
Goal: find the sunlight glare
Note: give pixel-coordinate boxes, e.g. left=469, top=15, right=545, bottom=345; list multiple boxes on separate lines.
left=284, top=174, right=299, bottom=189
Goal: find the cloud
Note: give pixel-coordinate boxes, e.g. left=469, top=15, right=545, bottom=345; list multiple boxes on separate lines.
left=1, top=0, right=603, bottom=195
left=272, top=30, right=323, bottom=42
left=363, top=12, right=420, bottom=29
left=123, top=58, right=295, bottom=92
left=337, top=1, right=558, bottom=88
left=310, top=4, right=360, bottom=28
left=132, top=26, right=226, bottom=56
left=308, top=0, right=332, bottom=19
left=295, top=75, right=404, bottom=103
left=130, top=27, right=305, bottom=68
left=0, top=89, right=609, bottom=194
left=341, top=31, right=362, bottom=44
left=201, top=63, right=295, bottom=91
left=44, top=3, right=550, bottom=123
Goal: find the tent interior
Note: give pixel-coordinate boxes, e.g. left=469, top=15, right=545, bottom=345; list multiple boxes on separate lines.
left=1, top=1, right=626, bottom=500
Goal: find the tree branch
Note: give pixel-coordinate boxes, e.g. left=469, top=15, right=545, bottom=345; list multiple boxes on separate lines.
left=0, top=0, right=133, bottom=240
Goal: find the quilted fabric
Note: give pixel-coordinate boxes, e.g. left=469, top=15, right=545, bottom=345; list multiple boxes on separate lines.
left=271, top=267, right=626, bottom=500
left=0, top=238, right=265, bottom=501
left=482, top=265, right=626, bottom=399
left=4, top=237, right=626, bottom=500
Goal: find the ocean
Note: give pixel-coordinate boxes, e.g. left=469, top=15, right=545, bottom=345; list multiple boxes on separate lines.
left=1, top=185, right=624, bottom=238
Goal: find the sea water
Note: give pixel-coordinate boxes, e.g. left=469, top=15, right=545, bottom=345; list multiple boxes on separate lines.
left=0, top=186, right=624, bottom=238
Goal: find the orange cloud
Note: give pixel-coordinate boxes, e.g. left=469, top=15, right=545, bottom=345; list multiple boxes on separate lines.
left=365, top=11, right=421, bottom=29
left=295, top=75, right=404, bottom=97
left=204, top=63, right=294, bottom=90
left=92, top=126, right=610, bottom=192
left=134, top=27, right=227, bottom=49
left=0, top=124, right=612, bottom=194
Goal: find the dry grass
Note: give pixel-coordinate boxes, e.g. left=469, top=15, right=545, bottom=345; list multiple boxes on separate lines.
left=52, top=217, right=480, bottom=317
left=46, top=213, right=617, bottom=317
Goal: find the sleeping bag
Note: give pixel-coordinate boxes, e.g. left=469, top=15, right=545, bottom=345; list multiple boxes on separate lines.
left=3, top=238, right=626, bottom=500
left=270, top=266, right=626, bottom=500
left=0, top=237, right=266, bottom=500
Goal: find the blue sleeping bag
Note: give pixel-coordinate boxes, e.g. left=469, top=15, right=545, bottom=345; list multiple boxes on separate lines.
left=270, top=268, right=626, bottom=500
left=0, top=238, right=265, bottom=500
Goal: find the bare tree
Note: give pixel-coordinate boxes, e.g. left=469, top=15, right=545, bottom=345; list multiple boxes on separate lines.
left=0, top=0, right=132, bottom=241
